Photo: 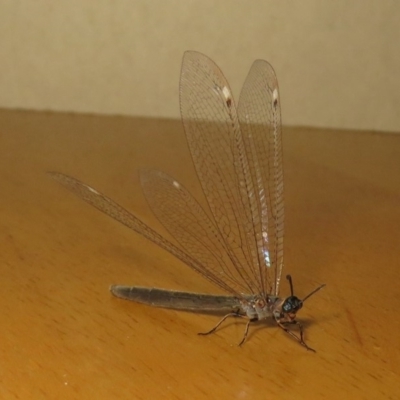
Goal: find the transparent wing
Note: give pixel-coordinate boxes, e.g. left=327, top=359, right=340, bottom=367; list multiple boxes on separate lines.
left=238, top=60, right=284, bottom=296
left=180, top=51, right=262, bottom=295
left=179, top=51, right=284, bottom=296
left=140, top=168, right=255, bottom=295
left=48, top=172, right=242, bottom=296
left=50, top=52, right=284, bottom=299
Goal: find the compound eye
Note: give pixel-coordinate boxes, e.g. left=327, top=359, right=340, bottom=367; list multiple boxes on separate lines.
left=282, top=296, right=303, bottom=313
left=282, top=301, right=292, bottom=312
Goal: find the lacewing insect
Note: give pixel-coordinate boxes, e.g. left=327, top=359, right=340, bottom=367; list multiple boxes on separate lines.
left=50, top=51, right=325, bottom=351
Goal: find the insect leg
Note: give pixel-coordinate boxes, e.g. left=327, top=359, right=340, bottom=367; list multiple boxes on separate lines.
left=198, top=311, right=246, bottom=337
left=276, top=320, right=316, bottom=352
left=238, top=317, right=258, bottom=346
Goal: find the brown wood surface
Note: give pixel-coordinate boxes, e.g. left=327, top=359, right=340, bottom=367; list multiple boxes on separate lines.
left=1, top=109, right=399, bottom=399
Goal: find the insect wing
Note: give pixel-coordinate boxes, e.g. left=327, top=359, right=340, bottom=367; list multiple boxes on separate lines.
left=238, top=60, right=284, bottom=296
left=179, top=51, right=262, bottom=295
left=50, top=52, right=284, bottom=300
left=140, top=168, right=254, bottom=296
left=48, top=172, right=237, bottom=295
left=178, top=51, right=284, bottom=297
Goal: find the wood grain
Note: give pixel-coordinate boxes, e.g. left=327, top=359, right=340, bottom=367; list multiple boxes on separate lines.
left=1, top=109, right=399, bottom=399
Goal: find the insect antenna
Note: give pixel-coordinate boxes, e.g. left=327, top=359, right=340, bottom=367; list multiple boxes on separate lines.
left=286, top=274, right=325, bottom=302
left=286, top=274, right=294, bottom=296
left=302, top=283, right=326, bottom=302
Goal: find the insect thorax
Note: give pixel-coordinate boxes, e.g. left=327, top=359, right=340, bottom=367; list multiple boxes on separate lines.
left=241, top=295, right=280, bottom=320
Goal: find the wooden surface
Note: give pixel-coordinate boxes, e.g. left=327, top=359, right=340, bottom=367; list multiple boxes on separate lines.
left=1, top=109, right=399, bottom=399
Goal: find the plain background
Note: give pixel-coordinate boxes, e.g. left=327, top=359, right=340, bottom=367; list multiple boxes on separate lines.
left=0, top=0, right=399, bottom=132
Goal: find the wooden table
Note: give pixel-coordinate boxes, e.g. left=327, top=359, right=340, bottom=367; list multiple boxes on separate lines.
left=1, top=109, right=399, bottom=399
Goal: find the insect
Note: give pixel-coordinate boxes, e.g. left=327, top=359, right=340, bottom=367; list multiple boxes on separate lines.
left=50, top=51, right=325, bottom=351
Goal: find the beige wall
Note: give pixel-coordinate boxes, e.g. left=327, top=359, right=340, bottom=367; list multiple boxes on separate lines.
left=0, top=1, right=399, bottom=132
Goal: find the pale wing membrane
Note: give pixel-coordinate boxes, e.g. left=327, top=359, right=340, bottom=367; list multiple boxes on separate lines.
left=140, top=169, right=253, bottom=295
left=238, top=60, right=284, bottom=296
left=48, top=172, right=241, bottom=296
left=179, top=51, right=262, bottom=295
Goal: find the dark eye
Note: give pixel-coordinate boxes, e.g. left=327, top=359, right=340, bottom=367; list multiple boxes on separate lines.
left=283, top=296, right=303, bottom=312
